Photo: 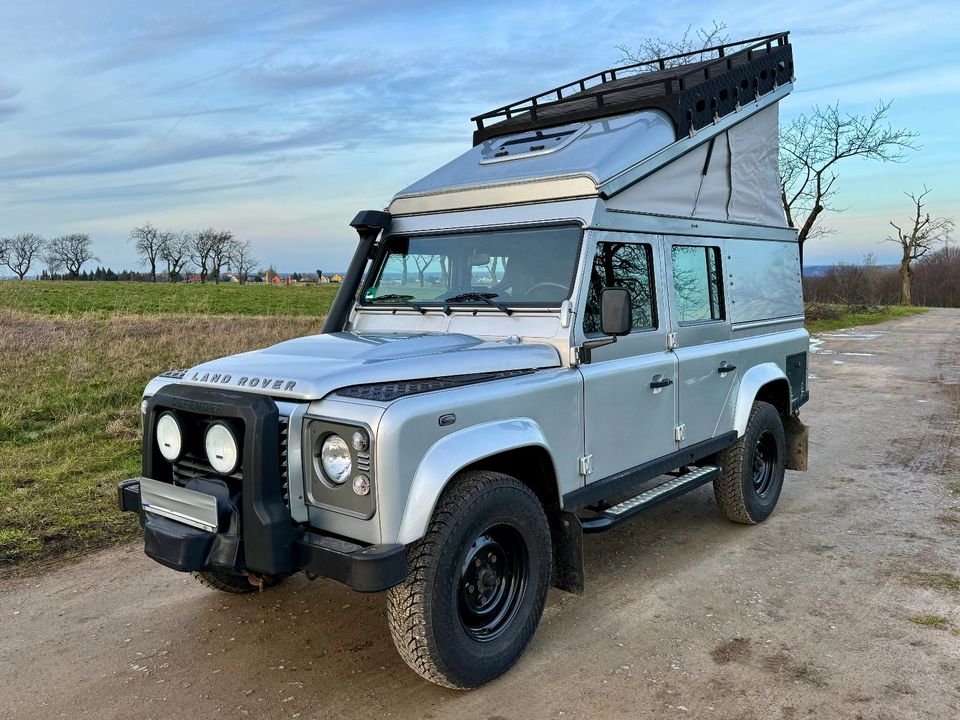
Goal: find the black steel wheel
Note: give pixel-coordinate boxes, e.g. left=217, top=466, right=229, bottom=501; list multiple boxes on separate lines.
left=752, top=430, right=779, bottom=497
left=387, top=470, right=552, bottom=689
left=714, top=401, right=786, bottom=524
left=458, top=525, right=529, bottom=642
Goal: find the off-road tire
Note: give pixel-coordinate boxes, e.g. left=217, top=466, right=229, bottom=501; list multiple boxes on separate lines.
left=191, top=569, right=283, bottom=593
left=714, top=400, right=786, bottom=524
left=387, top=470, right=552, bottom=689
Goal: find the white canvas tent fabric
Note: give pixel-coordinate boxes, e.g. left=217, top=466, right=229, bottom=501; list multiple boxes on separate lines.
left=606, top=104, right=786, bottom=228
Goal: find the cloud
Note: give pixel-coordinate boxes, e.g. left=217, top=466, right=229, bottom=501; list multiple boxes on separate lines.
left=8, top=173, right=293, bottom=205
left=0, top=79, right=21, bottom=119
left=0, top=114, right=389, bottom=180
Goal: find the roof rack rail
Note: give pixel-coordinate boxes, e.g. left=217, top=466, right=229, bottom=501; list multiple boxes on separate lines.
left=471, top=32, right=793, bottom=146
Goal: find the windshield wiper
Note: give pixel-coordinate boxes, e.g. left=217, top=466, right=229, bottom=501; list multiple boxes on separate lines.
left=368, top=293, right=415, bottom=303
left=442, top=292, right=513, bottom=316
left=367, top=294, right=427, bottom=314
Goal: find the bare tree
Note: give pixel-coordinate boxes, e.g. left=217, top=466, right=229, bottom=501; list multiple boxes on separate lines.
left=781, top=101, right=918, bottom=266
left=229, top=239, right=257, bottom=284
left=207, top=230, right=228, bottom=282
left=2, top=233, right=46, bottom=280
left=413, top=255, right=436, bottom=287
left=129, top=222, right=166, bottom=281
left=617, top=20, right=728, bottom=69
left=162, top=231, right=191, bottom=281
left=46, top=233, right=97, bottom=278
left=207, top=230, right=234, bottom=284
left=189, top=229, right=217, bottom=283
left=885, top=187, right=954, bottom=305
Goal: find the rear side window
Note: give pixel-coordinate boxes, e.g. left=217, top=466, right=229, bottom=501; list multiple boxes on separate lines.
left=671, top=245, right=724, bottom=323
left=583, top=242, right=657, bottom=335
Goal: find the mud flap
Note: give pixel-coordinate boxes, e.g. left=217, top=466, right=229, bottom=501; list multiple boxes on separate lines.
left=552, top=512, right=584, bottom=594
left=784, top=414, right=809, bottom=471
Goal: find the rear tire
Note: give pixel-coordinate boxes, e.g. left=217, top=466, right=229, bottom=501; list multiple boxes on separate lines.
left=387, top=470, right=552, bottom=689
left=192, top=569, right=283, bottom=594
left=714, top=401, right=786, bottom=524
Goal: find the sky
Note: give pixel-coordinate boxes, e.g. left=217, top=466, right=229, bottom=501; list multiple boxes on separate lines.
left=1, top=0, right=958, bottom=273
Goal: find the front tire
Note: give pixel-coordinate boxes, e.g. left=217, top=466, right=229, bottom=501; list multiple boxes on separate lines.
left=714, top=401, right=786, bottom=524
left=387, top=470, right=552, bottom=689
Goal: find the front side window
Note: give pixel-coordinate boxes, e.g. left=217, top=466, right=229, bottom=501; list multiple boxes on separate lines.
left=671, top=245, right=724, bottom=323
left=363, top=226, right=581, bottom=307
left=583, top=241, right=657, bottom=335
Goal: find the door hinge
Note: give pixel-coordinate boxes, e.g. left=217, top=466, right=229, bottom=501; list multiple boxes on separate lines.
left=674, top=424, right=686, bottom=442
left=578, top=454, right=594, bottom=476
left=667, top=333, right=678, bottom=350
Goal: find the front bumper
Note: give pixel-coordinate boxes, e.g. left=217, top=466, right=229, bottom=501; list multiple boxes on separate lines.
left=120, top=478, right=405, bottom=592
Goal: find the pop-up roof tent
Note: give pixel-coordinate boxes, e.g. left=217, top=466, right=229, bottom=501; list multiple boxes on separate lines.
left=389, top=32, right=794, bottom=229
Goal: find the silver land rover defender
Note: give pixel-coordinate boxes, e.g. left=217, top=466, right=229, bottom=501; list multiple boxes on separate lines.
left=119, top=33, right=809, bottom=688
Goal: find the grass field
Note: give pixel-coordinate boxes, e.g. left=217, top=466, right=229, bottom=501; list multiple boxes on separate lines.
left=0, top=283, right=930, bottom=571
left=803, top=303, right=927, bottom=334
left=0, top=281, right=333, bottom=571
left=0, top=279, right=338, bottom=316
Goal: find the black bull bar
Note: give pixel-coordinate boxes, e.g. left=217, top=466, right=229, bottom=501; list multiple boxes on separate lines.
left=118, top=384, right=404, bottom=592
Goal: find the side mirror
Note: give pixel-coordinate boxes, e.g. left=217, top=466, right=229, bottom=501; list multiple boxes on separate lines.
left=600, top=287, right=632, bottom=336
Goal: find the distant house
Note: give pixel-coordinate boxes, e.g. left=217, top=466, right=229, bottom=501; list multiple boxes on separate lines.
left=271, top=275, right=285, bottom=286
left=186, top=274, right=202, bottom=283
left=331, top=273, right=344, bottom=283
left=319, top=274, right=331, bottom=284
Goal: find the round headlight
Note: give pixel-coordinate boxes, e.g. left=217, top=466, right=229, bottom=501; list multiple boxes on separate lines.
left=156, top=412, right=183, bottom=462
left=320, top=434, right=352, bottom=485
left=205, top=422, right=240, bottom=475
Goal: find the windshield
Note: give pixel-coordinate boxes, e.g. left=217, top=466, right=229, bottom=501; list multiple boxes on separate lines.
left=363, top=225, right=581, bottom=308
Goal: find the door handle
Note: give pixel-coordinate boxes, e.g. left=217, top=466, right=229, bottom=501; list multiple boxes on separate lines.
left=649, top=377, right=674, bottom=389
left=717, top=364, right=736, bottom=374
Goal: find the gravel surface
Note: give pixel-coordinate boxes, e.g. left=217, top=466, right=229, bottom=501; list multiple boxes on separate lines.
left=2, top=309, right=959, bottom=719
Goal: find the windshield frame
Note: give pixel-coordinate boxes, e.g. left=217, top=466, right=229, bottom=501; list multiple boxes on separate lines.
left=357, top=223, right=584, bottom=311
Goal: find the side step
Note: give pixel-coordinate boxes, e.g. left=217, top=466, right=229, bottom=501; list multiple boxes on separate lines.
left=580, top=465, right=720, bottom=534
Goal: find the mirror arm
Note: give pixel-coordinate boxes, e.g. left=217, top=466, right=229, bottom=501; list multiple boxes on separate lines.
left=577, top=335, right=617, bottom=365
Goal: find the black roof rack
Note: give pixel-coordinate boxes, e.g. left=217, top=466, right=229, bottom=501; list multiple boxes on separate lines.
left=471, top=32, right=793, bottom=146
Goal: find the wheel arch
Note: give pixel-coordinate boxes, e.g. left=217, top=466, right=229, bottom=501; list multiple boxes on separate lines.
left=396, top=418, right=558, bottom=545
left=395, top=419, right=583, bottom=594
left=733, top=363, right=791, bottom=436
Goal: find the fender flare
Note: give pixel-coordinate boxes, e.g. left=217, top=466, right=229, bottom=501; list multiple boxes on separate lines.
left=732, top=362, right=789, bottom=436
left=396, top=418, right=553, bottom=545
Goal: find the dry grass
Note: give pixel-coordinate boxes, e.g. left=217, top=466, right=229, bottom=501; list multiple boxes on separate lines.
left=909, top=614, right=950, bottom=629
left=906, top=571, right=960, bottom=594
left=0, top=309, right=319, bottom=569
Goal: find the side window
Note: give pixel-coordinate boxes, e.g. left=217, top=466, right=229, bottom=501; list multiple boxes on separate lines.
left=671, top=245, right=724, bottom=323
left=583, top=242, right=657, bottom=335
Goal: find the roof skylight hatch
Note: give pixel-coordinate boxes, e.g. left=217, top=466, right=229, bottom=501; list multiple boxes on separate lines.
left=479, top=123, right=588, bottom=164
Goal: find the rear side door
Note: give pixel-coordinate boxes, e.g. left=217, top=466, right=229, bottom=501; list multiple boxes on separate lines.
left=664, top=239, right=738, bottom=447
left=578, top=231, right=678, bottom=481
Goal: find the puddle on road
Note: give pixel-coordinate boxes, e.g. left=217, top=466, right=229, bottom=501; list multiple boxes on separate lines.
left=818, top=332, right=882, bottom=340
left=809, top=335, right=876, bottom=358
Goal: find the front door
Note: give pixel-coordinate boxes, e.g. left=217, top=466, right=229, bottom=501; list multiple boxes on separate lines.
left=579, top=232, right=678, bottom=482
left=664, top=239, right=737, bottom=448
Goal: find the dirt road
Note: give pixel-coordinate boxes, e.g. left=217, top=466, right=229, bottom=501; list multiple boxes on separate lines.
left=3, top=309, right=959, bottom=720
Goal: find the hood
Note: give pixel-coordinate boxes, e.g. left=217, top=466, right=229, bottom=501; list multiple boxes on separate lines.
left=177, top=332, right=561, bottom=401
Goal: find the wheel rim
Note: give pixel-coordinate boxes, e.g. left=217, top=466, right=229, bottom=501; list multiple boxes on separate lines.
left=752, top=430, right=778, bottom=497
left=458, top=524, right=528, bottom=643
